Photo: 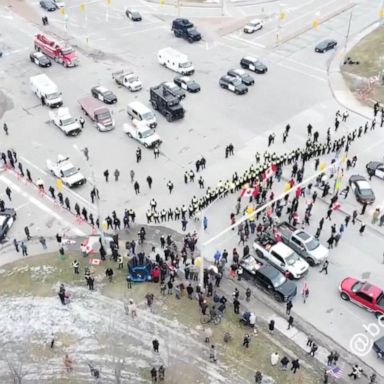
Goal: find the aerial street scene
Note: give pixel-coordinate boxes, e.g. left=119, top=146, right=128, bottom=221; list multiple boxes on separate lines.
left=1, top=0, right=384, bottom=382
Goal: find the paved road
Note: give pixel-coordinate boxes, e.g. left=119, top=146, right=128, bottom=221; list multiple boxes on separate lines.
left=1, top=0, right=384, bottom=377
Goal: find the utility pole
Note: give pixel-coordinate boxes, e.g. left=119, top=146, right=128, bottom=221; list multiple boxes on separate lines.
left=73, top=144, right=106, bottom=251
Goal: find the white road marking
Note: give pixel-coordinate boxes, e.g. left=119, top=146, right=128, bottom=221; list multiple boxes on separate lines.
left=277, top=62, right=327, bottom=82
left=225, top=34, right=266, bottom=48
left=121, top=25, right=167, bottom=36
left=20, top=156, right=48, bottom=176
left=0, top=175, right=86, bottom=236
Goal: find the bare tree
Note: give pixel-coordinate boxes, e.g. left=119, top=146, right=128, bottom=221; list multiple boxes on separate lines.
left=7, top=359, right=28, bottom=384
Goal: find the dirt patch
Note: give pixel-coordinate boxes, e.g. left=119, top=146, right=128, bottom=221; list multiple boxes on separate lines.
left=341, top=24, right=384, bottom=104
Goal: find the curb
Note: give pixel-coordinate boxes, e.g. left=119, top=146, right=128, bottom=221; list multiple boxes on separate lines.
left=143, top=0, right=278, bottom=8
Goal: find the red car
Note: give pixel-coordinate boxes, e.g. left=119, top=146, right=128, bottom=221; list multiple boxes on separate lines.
left=339, top=277, right=384, bottom=318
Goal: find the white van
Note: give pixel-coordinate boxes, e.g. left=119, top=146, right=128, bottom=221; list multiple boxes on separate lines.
left=30, top=74, right=63, bottom=108
left=127, top=101, right=157, bottom=128
left=158, top=47, right=194, bottom=75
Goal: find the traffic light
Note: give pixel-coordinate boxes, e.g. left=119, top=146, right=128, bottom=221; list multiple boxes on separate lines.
left=80, top=3, right=85, bottom=12
left=160, top=0, right=165, bottom=5
left=312, top=19, right=318, bottom=29
left=107, top=0, right=111, bottom=5
left=379, top=8, right=384, bottom=18
left=60, top=7, right=65, bottom=15
left=279, top=11, right=286, bottom=21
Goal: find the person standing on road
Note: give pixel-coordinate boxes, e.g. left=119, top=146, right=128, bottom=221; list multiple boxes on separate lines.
left=13, top=238, right=19, bottom=252
left=359, top=222, right=366, bottom=236
left=167, top=181, right=174, bottom=194
left=48, top=186, right=55, bottom=199
left=72, top=259, right=79, bottom=274
left=114, top=169, right=120, bottom=182
left=39, top=236, right=47, bottom=250
left=287, top=316, right=294, bottom=330
left=136, top=147, right=142, bottom=163
left=3, top=123, right=9, bottom=135
left=319, top=260, right=328, bottom=274
left=286, top=300, right=293, bottom=316
left=5, top=187, right=12, bottom=201
left=21, top=241, right=28, bottom=256
left=130, top=169, right=135, bottom=183
left=147, top=176, right=153, bottom=189
left=361, top=202, right=368, bottom=215
left=203, top=216, right=208, bottom=231
left=79, top=116, right=85, bottom=129
left=24, top=226, right=31, bottom=240
left=103, top=170, right=109, bottom=182
left=352, top=210, right=358, bottom=225
left=154, top=146, right=160, bottom=159
left=301, top=281, right=309, bottom=303
left=134, top=181, right=140, bottom=194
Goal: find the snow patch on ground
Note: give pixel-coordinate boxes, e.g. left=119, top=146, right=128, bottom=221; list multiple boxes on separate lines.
left=0, top=287, right=252, bottom=383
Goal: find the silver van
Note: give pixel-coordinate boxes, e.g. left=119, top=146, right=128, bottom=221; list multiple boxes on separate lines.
left=127, top=101, right=157, bottom=128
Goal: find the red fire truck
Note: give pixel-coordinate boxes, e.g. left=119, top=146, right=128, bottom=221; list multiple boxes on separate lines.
left=34, top=34, right=78, bottom=67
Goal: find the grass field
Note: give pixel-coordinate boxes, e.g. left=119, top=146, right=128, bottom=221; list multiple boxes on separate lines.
left=0, top=252, right=322, bottom=383
left=341, top=24, right=384, bottom=104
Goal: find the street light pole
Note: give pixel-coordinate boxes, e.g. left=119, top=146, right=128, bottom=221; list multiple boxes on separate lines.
left=345, top=9, right=353, bottom=48
left=73, top=144, right=106, bottom=251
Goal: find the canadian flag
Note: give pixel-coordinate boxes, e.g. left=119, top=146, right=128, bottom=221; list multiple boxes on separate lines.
left=262, top=164, right=277, bottom=180
left=240, top=186, right=259, bottom=197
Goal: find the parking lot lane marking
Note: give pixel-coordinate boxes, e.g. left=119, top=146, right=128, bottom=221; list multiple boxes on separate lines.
left=121, top=25, right=167, bottom=36
left=20, top=156, right=48, bottom=176
left=0, top=175, right=86, bottom=236
left=277, top=63, right=327, bottom=82
left=226, top=34, right=266, bottom=48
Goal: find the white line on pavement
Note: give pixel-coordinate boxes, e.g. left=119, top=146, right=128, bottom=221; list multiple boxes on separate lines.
left=277, top=62, right=327, bottom=82
left=121, top=25, right=167, bottom=36
left=225, top=34, right=266, bottom=48
left=20, top=156, right=48, bottom=176
left=0, top=175, right=86, bottom=236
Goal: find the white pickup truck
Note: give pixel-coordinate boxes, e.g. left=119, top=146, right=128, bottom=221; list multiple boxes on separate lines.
left=253, top=233, right=309, bottom=279
left=46, top=155, right=86, bottom=188
left=112, top=70, right=142, bottom=92
left=123, top=120, right=161, bottom=148
left=49, top=107, right=81, bottom=136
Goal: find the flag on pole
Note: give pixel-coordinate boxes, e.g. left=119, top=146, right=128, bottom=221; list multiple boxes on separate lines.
left=240, top=186, right=259, bottom=198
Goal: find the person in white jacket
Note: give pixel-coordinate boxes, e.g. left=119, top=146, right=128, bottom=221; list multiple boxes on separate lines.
left=271, top=352, right=279, bottom=366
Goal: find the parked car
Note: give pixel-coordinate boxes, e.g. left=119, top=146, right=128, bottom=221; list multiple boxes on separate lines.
left=126, top=9, right=142, bottom=21
left=174, top=76, right=200, bottom=92
left=91, top=86, right=117, bottom=104
left=39, top=0, right=57, bottom=11
left=0, top=208, right=17, bottom=242
left=219, top=75, right=248, bottom=95
left=30, top=51, right=52, bottom=67
left=315, top=39, right=337, bottom=53
left=339, top=277, right=384, bottom=318
left=241, top=254, right=297, bottom=302
left=366, top=161, right=384, bottom=180
left=227, top=68, right=254, bottom=86
left=348, top=175, right=375, bottom=204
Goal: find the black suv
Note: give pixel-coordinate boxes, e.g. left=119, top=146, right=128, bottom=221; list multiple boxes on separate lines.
left=150, top=84, right=185, bottom=122
left=171, top=18, right=201, bottom=43
left=240, top=56, right=268, bottom=74
left=241, top=255, right=297, bottom=302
